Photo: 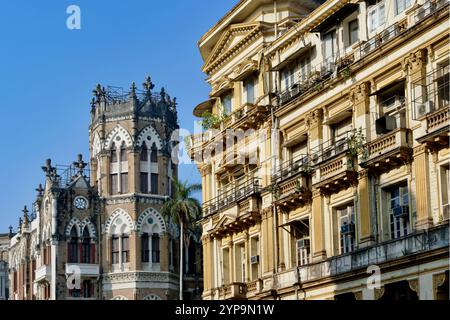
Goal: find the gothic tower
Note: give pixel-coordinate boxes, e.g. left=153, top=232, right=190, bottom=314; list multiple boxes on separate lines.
left=89, top=78, right=181, bottom=300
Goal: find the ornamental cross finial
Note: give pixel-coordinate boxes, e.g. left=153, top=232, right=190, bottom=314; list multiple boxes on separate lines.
left=73, top=154, right=87, bottom=176
left=143, top=76, right=155, bottom=94
left=22, top=206, right=29, bottom=224
left=36, top=184, right=44, bottom=196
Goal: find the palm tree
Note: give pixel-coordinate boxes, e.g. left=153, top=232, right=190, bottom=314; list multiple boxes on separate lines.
left=161, top=178, right=202, bottom=300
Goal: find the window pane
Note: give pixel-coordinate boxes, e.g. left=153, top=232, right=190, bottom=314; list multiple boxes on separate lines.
left=221, top=94, right=232, bottom=114
left=120, top=146, right=128, bottom=162
left=245, top=78, right=255, bottom=104
left=379, top=4, right=385, bottom=26
left=121, top=173, right=128, bottom=194
left=140, top=173, right=149, bottom=194
left=151, top=174, right=159, bottom=194
left=141, top=234, right=150, bottom=263
left=152, top=235, right=160, bottom=263
left=122, top=236, right=130, bottom=263
left=349, top=19, right=359, bottom=45
left=110, top=174, right=118, bottom=195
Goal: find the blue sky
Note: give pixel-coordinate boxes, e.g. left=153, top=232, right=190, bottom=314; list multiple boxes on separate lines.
left=0, top=0, right=237, bottom=232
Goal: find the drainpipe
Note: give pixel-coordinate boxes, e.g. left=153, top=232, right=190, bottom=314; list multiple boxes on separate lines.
left=271, top=97, right=280, bottom=276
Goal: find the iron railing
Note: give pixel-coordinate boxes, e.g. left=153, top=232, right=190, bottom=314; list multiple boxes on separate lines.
left=412, top=64, right=450, bottom=119
left=309, top=132, right=352, bottom=166
left=273, top=154, right=311, bottom=182
left=414, top=0, right=449, bottom=24
left=203, top=176, right=261, bottom=217
left=55, top=164, right=91, bottom=188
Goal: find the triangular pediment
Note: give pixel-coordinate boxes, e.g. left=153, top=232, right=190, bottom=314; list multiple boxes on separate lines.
left=203, top=22, right=269, bottom=73
left=213, top=214, right=236, bottom=229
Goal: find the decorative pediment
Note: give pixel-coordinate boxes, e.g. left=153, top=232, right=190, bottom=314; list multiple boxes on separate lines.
left=203, top=22, right=270, bottom=74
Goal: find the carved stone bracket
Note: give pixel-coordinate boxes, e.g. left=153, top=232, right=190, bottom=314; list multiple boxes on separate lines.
left=374, top=287, right=385, bottom=300
left=433, top=272, right=447, bottom=291
left=408, top=278, right=419, bottom=294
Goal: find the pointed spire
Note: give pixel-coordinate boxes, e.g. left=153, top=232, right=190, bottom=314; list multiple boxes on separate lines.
left=22, top=206, right=29, bottom=226
left=41, top=159, right=53, bottom=176
left=18, top=217, right=23, bottom=232
left=8, top=225, right=13, bottom=238
left=73, top=154, right=87, bottom=176
left=160, top=87, right=166, bottom=101
left=130, top=82, right=137, bottom=95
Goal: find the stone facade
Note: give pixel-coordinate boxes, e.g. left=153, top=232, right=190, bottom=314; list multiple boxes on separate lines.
left=7, top=79, right=203, bottom=300
left=0, top=233, right=11, bottom=300
left=190, top=0, right=449, bottom=300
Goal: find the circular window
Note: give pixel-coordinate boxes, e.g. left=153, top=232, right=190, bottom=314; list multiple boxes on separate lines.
left=147, top=218, right=154, bottom=224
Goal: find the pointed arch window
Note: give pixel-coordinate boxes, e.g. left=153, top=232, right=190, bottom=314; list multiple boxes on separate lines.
left=140, top=142, right=148, bottom=162
left=68, top=227, right=79, bottom=263
left=152, top=234, right=160, bottom=263
left=81, top=228, right=92, bottom=264
left=141, top=233, right=150, bottom=263
left=120, top=142, right=128, bottom=162
left=111, top=143, right=118, bottom=163
left=151, top=143, right=158, bottom=163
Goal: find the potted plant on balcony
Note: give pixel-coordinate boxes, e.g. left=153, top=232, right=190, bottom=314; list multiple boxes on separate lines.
left=201, top=111, right=231, bottom=130
left=346, top=128, right=368, bottom=164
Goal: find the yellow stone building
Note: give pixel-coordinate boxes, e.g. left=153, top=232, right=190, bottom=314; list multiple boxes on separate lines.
left=190, top=0, right=449, bottom=300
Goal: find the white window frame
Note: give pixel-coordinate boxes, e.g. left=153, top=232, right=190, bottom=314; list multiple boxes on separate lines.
left=394, top=0, right=412, bottom=16
left=388, top=184, right=410, bottom=239
left=368, top=1, right=386, bottom=33
left=337, top=204, right=355, bottom=254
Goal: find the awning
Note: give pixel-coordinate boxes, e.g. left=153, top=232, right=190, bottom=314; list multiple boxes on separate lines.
left=310, top=4, right=359, bottom=33
left=271, top=44, right=313, bottom=71
left=193, top=99, right=214, bottom=117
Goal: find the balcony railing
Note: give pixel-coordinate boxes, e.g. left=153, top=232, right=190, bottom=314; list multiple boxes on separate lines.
left=273, top=154, right=311, bottom=182
left=357, top=22, right=405, bottom=59
left=295, top=224, right=449, bottom=284
left=310, top=132, right=352, bottom=166
left=413, top=0, right=449, bottom=25
left=203, top=175, right=261, bottom=217
left=381, top=95, right=406, bottom=112
left=413, top=65, right=450, bottom=120
left=278, top=49, right=354, bottom=106
left=362, top=128, right=411, bottom=171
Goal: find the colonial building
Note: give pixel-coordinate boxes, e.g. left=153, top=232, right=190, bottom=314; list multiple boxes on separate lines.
left=8, top=79, right=203, bottom=300
left=190, top=0, right=449, bottom=300
left=0, top=232, right=12, bottom=300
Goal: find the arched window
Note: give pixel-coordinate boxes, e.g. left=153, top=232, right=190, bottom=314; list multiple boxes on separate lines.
left=141, top=233, right=150, bottom=263
left=152, top=234, right=160, bottom=263
left=111, top=143, right=118, bottom=163
left=121, top=235, right=130, bottom=263
left=120, top=142, right=128, bottom=162
left=151, top=143, right=158, bottom=163
left=81, top=228, right=92, bottom=264
left=140, top=142, right=148, bottom=162
left=68, top=227, right=79, bottom=263
left=111, top=235, right=120, bottom=264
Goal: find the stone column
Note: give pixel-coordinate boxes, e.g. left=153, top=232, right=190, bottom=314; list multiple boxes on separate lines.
left=358, top=169, right=375, bottom=246
left=414, top=145, right=433, bottom=229
left=160, top=233, right=169, bottom=272
left=201, top=236, right=210, bottom=293
left=130, top=232, right=139, bottom=271
left=128, top=150, right=139, bottom=194
left=312, top=189, right=327, bottom=262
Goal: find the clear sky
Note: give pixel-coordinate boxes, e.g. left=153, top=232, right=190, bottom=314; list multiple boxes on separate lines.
left=0, top=0, right=237, bottom=232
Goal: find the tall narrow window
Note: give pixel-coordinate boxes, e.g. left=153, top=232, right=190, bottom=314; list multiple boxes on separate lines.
left=151, top=144, right=158, bottom=163
left=441, top=165, right=450, bottom=220
left=141, top=233, right=150, bottom=263
left=338, top=204, right=355, bottom=254
left=151, top=174, right=159, bottom=194
left=221, top=93, right=233, bottom=114
left=81, top=229, right=91, bottom=264
left=152, top=234, right=160, bottom=263
left=140, top=172, right=149, bottom=194
left=120, top=143, right=128, bottom=162
left=389, top=184, right=410, bottom=239
left=110, top=174, right=118, bottom=195
left=82, top=280, right=93, bottom=298
left=244, top=77, right=256, bottom=104
left=348, top=19, right=359, bottom=46
left=120, top=173, right=128, bottom=194
left=140, top=142, right=148, bottom=162
left=121, top=235, right=130, bottom=263
left=68, top=227, right=79, bottom=263
left=323, top=30, right=337, bottom=60
left=110, top=143, right=118, bottom=163
left=368, top=2, right=385, bottom=33
left=395, top=0, right=411, bottom=15
left=111, top=236, right=120, bottom=264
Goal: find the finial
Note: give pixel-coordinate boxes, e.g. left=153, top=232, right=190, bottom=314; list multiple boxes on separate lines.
left=36, top=184, right=44, bottom=196
left=42, top=159, right=53, bottom=175
left=18, top=217, right=23, bottom=231
left=143, top=76, right=155, bottom=94
left=160, top=87, right=166, bottom=100
left=8, top=225, right=13, bottom=238
left=131, top=82, right=137, bottom=94
left=22, top=206, right=29, bottom=225
left=73, top=154, right=87, bottom=176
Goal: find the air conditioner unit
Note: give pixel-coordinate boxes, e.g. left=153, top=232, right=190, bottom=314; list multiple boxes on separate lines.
left=393, top=205, right=409, bottom=218
left=251, top=255, right=260, bottom=265
left=416, top=100, right=434, bottom=118
left=297, top=238, right=310, bottom=249
left=340, top=223, right=355, bottom=235
left=376, top=115, right=397, bottom=135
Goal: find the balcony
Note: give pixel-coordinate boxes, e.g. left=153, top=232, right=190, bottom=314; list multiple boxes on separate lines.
left=35, top=265, right=51, bottom=283
left=230, top=103, right=269, bottom=130
left=65, top=264, right=100, bottom=277
left=413, top=0, right=449, bottom=25
left=278, top=49, right=355, bottom=106
left=294, top=224, right=449, bottom=285
left=357, top=21, right=406, bottom=60
left=362, top=129, right=412, bottom=173
left=310, top=135, right=358, bottom=193
left=217, top=283, right=247, bottom=300
left=203, top=175, right=261, bottom=218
